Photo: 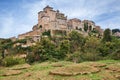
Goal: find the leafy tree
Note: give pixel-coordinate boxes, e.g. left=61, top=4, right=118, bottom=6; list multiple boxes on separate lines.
left=38, top=38, right=56, bottom=61
left=102, top=28, right=112, bottom=42
left=82, top=36, right=102, bottom=61
left=26, top=53, right=35, bottom=64
left=84, top=36, right=100, bottom=53
left=42, top=30, right=51, bottom=36
left=99, top=42, right=114, bottom=57
left=111, top=36, right=120, bottom=50
left=69, top=31, right=85, bottom=53
left=111, top=49, right=120, bottom=60
left=84, top=22, right=88, bottom=32
left=58, top=40, right=70, bottom=59
left=67, top=51, right=83, bottom=63
left=112, top=29, right=120, bottom=34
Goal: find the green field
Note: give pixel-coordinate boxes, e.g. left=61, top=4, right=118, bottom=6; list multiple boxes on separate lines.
left=0, top=60, right=120, bottom=80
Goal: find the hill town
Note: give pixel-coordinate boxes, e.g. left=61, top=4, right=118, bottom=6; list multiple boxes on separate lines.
left=0, top=4, right=120, bottom=80
left=15, top=5, right=103, bottom=45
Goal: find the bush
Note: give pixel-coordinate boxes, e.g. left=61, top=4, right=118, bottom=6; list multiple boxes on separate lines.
left=1, top=56, right=25, bottom=67
left=2, top=57, right=19, bottom=67
left=17, top=58, right=25, bottom=64
left=111, top=49, right=120, bottom=60
left=66, top=51, right=83, bottom=63
left=26, top=53, right=35, bottom=64
left=82, top=52, right=101, bottom=61
left=0, top=58, right=2, bottom=66
left=49, top=57, right=59, bottom=62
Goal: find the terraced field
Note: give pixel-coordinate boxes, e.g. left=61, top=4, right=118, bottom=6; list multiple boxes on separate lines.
left=0, top=60, right=120, bottom=80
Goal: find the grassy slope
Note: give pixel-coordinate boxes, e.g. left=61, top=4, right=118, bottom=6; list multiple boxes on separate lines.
left=0, top=60, right=120, bottom=80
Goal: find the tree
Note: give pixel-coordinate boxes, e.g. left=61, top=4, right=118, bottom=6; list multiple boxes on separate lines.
left=42, top=30, right=51, bottom=36
left=39, top=38, right=56, bottom=61
left=112, top=29, right=120, bottom=34
left=112, top=49, right=120, bottom=60
left=84, top=36, right=100, bottom=53
left=102, top=28, right=112, bottom=42
left=81, top=36, right=102, bottom=61
left=67, top=51, right=83, bottom=63
left=69, top=31, right=85, bottom=53
left=99, top=42, right=114, bottom=57
left=58, top=40, right=70, bottom=59
left=1, top=50, right=5, bottom=59
left=84, top=22, right=88, bottom=32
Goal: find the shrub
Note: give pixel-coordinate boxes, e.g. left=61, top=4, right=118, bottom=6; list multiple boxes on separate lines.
left=84, top=22, right=88, bottom=32
left=0, top=58, right=2, bottom=66
left=49, top=57, right=59, bottom=62
left=26, top=53, right=35, bottom=64
left=82, top=52, right=101, bottom=61
left=102, top=28, right=112, bottom=42
left=17, top=58, right=25, bottom=64
left=111, top=49, right=120, bottom=60
left=42, top=30, right=51, bottom=36
left=2, top=57, right=19, bottom=67
left=66, top=51, right=83, bottom=63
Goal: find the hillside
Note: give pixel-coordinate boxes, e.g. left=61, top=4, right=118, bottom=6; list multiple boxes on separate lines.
left=0, top=60, right=120, bottom=80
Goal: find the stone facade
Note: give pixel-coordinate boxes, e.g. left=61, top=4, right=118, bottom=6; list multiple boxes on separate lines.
left=82, top=20, right=96, bottom=32
left=9, top=37, right=16, bottom=42
left=37, top=6, right=67, bottom=30
left=18, top=29, right=41, bottom=42
left=113, top=32, right=120, bottom=37
left=18, top=5, right=103, bottom=43
left=68, top=18, right=82, bottom=30
left=67, top=19, right=96, bottom=32
left=95, top=26, right=104, bottom=35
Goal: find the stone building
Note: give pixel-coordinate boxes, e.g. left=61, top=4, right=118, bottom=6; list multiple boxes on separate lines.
left=18, top=5, right=103, bottom=44
left=9, top=37, right=16, bottom=42
left=68, top=18, right=82, bottom=30
left=67, top=19, right=96, bottom=32
left=113, top=32, right=120, bottom=37
left=95, top=26, right=104, bottom=35
left=18, top=29, right=41, bottom=42
left=82, top=20, right=96, bottom=32
left=34, top=5, right=68, bottom=36
left=38, top=6, right=67, bottom=29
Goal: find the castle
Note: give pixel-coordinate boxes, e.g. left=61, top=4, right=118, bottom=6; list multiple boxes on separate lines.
left=18, top=5, right=103, bottom=43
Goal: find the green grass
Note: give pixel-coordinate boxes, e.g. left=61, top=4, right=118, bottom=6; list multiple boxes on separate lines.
left=98, top=59, right=120, bottom=63
left=0, top=60, right=120, bottom=80
left=88, top=73, right=102, bottom=80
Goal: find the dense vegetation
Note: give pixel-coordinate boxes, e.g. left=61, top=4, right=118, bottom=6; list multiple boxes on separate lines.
left=0, top=28, right=120, bottom=66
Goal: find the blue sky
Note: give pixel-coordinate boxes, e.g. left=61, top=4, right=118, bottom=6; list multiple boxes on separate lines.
left=0, top=0, right=120, bottom=38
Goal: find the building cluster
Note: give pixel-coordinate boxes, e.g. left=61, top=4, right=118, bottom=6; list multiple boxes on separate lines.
left=113, top=32, right=120, bottom=37
left=16, top=5, right=103, bottom=44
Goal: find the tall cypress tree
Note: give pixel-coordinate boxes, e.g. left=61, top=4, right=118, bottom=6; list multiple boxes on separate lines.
left=102, top=28, right=112, bottom=42
left=84, top=22, right=88, bottom=32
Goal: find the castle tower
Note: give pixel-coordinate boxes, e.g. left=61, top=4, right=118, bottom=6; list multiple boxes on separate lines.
left=37, top=5, right=68, bottom=31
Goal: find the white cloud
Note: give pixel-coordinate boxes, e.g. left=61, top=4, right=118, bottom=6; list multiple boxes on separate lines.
left=97, top=16, right=120, bottom=29
left=23, top=0, right=120, bottom=29
left=0, top=0, right=120, bottom=38
left=23, top=0, right=119, bottom=21
left=22, top=0, right=53, bottom=23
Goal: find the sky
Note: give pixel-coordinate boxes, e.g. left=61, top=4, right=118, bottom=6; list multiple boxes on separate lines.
left=0, top=0, right=120, bottom=38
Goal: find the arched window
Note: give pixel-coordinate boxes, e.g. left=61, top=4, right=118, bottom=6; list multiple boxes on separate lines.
left=39, top=25, right=42, bottom=28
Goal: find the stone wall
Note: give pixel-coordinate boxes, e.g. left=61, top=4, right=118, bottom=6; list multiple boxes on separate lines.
left=17, top=5, right=103, bottom=44
left=18, top=30, right=41, bottom=41
left=38, top=5, right=67, bottom=31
